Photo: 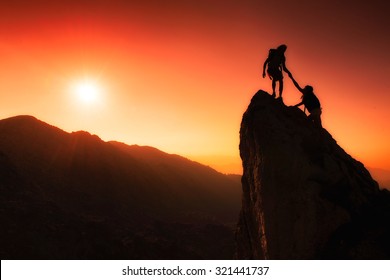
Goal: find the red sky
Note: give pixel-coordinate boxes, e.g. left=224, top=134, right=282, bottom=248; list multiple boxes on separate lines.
left=0, top=0, right=389, bottom=174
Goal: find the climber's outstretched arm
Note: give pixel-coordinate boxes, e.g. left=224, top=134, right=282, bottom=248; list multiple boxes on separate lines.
left=288, top=73, right=304, bottom=93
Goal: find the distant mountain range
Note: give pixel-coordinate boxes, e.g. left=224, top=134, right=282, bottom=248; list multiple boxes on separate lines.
left=0, top=115, right=242, bottom=259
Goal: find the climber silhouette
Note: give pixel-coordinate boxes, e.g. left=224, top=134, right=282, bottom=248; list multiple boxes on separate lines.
left=262, top=44, right=291, bottom=98
left=289, top=73, right=322, bottom=128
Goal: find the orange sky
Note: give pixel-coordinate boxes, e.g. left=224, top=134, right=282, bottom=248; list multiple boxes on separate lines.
left=0, top=0, right=389, bottom=174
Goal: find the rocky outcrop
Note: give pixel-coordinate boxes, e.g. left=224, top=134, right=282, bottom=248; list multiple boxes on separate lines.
left=236, top=90, right=390, bottom=259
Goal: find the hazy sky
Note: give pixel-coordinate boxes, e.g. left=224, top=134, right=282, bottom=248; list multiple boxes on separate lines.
left=0, top=0, right=389, bottom=174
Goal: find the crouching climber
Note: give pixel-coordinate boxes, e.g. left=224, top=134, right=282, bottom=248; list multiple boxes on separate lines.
left=289, top=73, right=322, bottom=128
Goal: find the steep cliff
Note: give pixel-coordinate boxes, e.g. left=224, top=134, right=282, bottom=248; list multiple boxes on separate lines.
left=236, top=90, right=390, bottom=259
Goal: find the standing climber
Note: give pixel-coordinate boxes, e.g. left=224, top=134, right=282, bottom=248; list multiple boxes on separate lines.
left=262, top=44, right=291, bottom=98
left=289, top=73, right=322, bottom=128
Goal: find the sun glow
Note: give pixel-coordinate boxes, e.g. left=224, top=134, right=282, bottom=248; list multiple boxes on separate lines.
left=72, top=79, right=101, bottom=104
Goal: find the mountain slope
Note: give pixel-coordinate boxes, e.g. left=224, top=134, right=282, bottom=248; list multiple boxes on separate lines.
left=0, top=115, right=241, bottom=259
left=236, top=90, right=390, bottom=259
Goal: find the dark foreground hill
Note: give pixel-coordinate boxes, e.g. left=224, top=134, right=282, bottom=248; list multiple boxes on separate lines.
left=236, top=90, right=390, bottom=259
left=0, top=115, right=241, bottom=259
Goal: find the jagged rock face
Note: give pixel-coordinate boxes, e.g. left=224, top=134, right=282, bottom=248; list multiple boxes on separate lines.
left=236, top=90, right=390, bottom=259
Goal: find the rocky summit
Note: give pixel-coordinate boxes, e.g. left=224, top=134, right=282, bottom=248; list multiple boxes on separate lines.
left=236, top=90, right=390, bottom=259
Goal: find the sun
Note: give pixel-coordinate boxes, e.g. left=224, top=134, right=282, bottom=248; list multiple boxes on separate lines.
left=72, top=79, right=101, bottom=104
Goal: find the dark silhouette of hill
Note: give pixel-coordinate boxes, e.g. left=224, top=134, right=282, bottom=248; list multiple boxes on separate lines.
left=236, top=90, right=390, bottom=259
left=0, top=115, right=241, bottom=259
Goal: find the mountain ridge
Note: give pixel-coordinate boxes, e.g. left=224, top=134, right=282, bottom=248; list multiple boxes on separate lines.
left=0, top=115, right=241, bottom=259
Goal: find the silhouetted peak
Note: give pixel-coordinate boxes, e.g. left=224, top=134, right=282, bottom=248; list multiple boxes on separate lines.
left=0, top=115, right=42, bottom=127
left=0, top=115, right=106, bottom=148
left=3, top=115, right=38, bottom=121
left=71, top=130, right=102, bottom=142
left=236, top=90, right=390, bottom=259
left=245, top=89, right=315, bottom=128
left=0, top=115, right=70, bottom=149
